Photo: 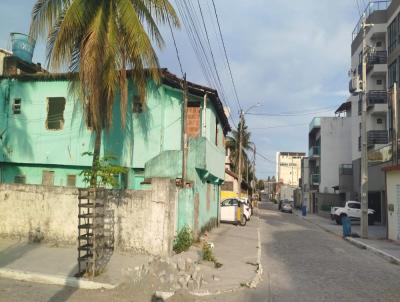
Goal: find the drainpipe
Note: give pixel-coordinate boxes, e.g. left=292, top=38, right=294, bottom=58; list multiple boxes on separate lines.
left=202, top=93, right=208, bottom=137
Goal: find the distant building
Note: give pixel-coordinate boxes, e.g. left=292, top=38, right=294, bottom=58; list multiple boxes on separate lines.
left=275, top=152, right=305, bottom=187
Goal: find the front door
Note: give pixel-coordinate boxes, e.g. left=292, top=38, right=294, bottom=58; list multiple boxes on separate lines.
left=368, top=191, right=382, bottom=224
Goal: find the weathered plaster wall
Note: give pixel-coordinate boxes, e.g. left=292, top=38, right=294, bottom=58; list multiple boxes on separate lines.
left=0, top=178, right=178, bottom=256
left=386, top=170, right=400, bottom=241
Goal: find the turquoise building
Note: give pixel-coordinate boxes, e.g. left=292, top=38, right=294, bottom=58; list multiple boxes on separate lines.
left=0, top=55, right=230, bottom=234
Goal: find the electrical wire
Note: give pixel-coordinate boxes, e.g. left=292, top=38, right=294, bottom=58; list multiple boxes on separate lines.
left=210, top=0, right=242, bottom=112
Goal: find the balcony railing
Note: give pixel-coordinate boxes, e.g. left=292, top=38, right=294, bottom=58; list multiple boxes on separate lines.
left=367, top=90, right=388, bottom=107
left=357, top=51, right=388, bottom=75
left=339, top=164, right=353, bottom=176
left=352, top=1, right=391, bottom=41
left=311, top=174, right=320, bottom=185
left=309, top=146, right=320, bottom=157
left=368, top=130, right=388, bottom=147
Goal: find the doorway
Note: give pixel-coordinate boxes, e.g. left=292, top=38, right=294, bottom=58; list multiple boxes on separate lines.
left=368, top=191, right=382, bottom=224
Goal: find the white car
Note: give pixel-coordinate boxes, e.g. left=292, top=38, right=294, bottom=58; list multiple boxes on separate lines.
left=220, top=198, right=250, bottom=226
left=331, top=201, right=375, bottom=225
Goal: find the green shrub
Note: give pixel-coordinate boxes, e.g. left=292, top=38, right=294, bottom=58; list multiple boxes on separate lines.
left=202, top=242, right=222, bottom=268
left=173, top=226, right=193, bottom=254
left=202, top=243, right=215, bottom=262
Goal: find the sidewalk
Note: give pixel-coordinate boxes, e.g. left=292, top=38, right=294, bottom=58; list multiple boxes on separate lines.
left=151, top=217, right=262, bottom=298
left=297, top=211, right=400, bottom=265
left=0, top=217, right=262, bottom=296
left=0, top=238, right=149, bottom=289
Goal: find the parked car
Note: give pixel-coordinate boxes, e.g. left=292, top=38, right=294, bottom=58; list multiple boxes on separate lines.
left=331, top=201, right=375, bottom=225
left=280, top=200, right=293, bottom=213
left=220, top=198, right=250, bottom=226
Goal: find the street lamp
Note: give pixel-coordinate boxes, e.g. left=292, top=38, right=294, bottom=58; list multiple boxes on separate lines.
left=237, top=103, right=261, bottom=197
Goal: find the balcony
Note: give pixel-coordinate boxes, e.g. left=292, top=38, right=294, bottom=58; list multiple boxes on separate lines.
left=366, top=90, right=388, bottom=113
left=357, top=51, right=387, bottom=77
left=368, top=130, right=388, bottom=148
left=352, top=1, right=391, bottom=41
left=189, top=137, right=225, bottom=180
left=311, top=174, right=320, bottom=185
left=309, top=146, right=320, bottom=158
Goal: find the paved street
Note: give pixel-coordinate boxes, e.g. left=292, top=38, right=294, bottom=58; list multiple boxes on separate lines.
left=203, top=201, right=400, bottom=302
left=1, top=201, right=400, bottom=302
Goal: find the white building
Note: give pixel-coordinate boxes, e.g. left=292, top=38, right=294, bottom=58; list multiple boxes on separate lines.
left=306, top=116, right=352, bottom=212
left=276, top=152, right=305, bottom=187
left=347, top=0, right=392, bottom=225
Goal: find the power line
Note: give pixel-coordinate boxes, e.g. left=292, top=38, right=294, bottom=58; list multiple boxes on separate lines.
left=175, top=0, right=239, bottom=128
left=250, top=123, right=309, bottom=130
left=210, top=0, right=242, bottom=112
left=256, top=152, right=277, bottom=165
left=246, top=106, right=337, bottom=117
left=196, top=0, right=228, bottom=105
left=165, top=1, right=184, bottom=77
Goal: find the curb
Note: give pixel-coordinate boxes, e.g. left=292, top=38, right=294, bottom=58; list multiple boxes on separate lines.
left=0, top=268, right=117, bottom=290
left=297, top=212, right=400, bottom=266
left=345, top=237, right=400, bottom=265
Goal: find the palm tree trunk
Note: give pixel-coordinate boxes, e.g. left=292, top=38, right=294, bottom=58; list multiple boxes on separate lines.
left=90, top=130, right=102, bottom=187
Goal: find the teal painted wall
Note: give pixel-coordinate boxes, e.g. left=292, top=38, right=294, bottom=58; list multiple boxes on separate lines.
left=0, top=76, right=226, bottom=232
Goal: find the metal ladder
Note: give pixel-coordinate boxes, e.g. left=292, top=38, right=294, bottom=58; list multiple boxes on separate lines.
left=77, top=188, right=106, bottom=278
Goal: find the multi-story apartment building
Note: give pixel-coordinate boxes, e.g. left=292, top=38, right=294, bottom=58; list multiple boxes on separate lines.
left=276, top=152, right=305, bottom=187
left=347, top=1, right=392, bottom=225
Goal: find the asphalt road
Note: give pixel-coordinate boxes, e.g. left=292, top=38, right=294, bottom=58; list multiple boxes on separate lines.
left=1, top=201, right=400, bottom=302
left=203, top=201, right=400, bottom=302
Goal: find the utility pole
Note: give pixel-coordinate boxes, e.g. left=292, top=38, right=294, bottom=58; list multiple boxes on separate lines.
left=360, top=16, right=373, bottom=239
left=181, top=74, right=188, bottom=187
left=237, top=110, right=244, bottom=197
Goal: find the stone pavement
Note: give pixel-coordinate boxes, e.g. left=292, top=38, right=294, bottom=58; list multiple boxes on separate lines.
left=296, top=210, right=400, bottom=264
left=0, top=238, right=149, bottom=289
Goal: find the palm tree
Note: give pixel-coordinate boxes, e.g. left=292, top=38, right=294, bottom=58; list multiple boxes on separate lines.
left=226, top=119, right=253, bottom=176
left=29, top=0, right=179, bottom=186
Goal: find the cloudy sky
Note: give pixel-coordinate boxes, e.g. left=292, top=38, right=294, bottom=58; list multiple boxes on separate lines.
left=0, top=0, right=362, bottom=178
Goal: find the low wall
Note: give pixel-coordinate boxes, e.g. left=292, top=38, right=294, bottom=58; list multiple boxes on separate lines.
left=0, top=178, right=177, bottom=256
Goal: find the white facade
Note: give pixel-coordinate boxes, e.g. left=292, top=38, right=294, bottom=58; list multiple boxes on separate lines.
left=320, top=118, right=353, bottom=193
left=349, top=10, right=388, bottom=162
left=308, top=117, right=352, bottom=194
left=276, top=152, right=305, bottom=187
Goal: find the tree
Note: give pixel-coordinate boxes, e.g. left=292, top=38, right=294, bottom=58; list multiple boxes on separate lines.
left=30, top=0, right=179, bottom=186
left=256, top=179, right=264, bottom=191
left=226, top=118, right=253, bottom=175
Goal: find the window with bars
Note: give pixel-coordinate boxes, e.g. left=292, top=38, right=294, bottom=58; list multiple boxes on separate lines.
left=14, top=175, right=26, bottom=184
left=46, top=97, right=66, bottom=130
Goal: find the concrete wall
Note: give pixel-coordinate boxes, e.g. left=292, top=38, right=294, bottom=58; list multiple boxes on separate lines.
left=0, top=178, right=178, bottom=256
left=320, top=117, right=352, bottom=193
left=386, top=170, right=400, bottom=241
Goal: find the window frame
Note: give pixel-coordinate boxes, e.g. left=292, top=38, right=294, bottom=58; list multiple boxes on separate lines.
left=46, top=97, right=66, bottom=131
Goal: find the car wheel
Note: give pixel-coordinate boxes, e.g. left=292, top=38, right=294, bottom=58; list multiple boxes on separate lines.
left=240, top=215, right=247, bottom=226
